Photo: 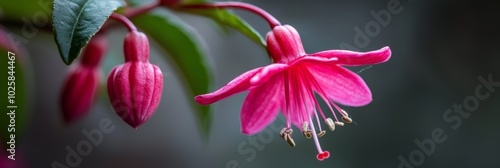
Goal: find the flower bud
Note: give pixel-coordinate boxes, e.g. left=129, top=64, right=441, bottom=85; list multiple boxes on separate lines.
left=266, top=25, right=306, bottom=63
left=60, top=35, right=107, bottom=124
left=80, top=34, right=108, bottom=68
left=107, top=31, right=163, bottom=128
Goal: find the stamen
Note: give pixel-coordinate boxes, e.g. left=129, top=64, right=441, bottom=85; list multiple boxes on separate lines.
left=319, top=95, right=340, bottom=121
left=317, top=130, right=326, bottom=137
left=302, top=122, right=309, bottom=132
left=313, top=98, right=327, bottom=120
left=280, top=127, right=295, bottom=147
left=334, top=121, right=345, bottom=127
left=313, top=107, right=323, bottom=131
left=279, top=127, right=287, bottom=138
left=339, top=109, right=349, bottom=117
left=284, top=73, right=292, bottom=129
left=342, top=116, right=353, bottom=123
left=302, top=122, right=312, bottom=139
left=331, top=102, right=348, bottom=117
left=304, top=131, right=312, bottom=139
left=303, top=67, right=340, bottom=123
left=285, top=134, right=296, bottom=147
left=308, top=116, right=326, bottom=157
left=325, top=118, right=335, bottom=131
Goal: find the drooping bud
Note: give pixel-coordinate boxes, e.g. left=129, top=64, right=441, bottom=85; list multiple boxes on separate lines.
left=60, top=35, right=107, bottom=124
left=266, top=25, right=306, bottom=63
left=107, top=31, right=163, bottom=128
left=80, top=34, right=108, bottom=68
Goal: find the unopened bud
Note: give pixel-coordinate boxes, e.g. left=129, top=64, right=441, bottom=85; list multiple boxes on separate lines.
left=60, top=66, right=100, bottom=123
left=60, top=35, right=107, bottom=124
left=107, top=31, right=163, bottom=129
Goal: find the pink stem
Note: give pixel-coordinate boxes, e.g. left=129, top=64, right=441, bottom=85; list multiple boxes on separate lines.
left=109, top=13, right=137, bottom=32
left=181, top=2, right=281, bottom=29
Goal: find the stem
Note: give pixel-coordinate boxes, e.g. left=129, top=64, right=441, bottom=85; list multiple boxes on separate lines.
left=181, top=2, right=281, bottom=29
left=124, top=0, right=161, bottom=18
left=100, top=1, right=160, bottom=33
left=109, top=13, right=137, bottom=32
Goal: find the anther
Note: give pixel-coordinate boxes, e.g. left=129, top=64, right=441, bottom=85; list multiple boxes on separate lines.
left=285, top=134, right=296, bottom=147
left=304, top=130, right=312, bottom=139
left=280, top=127, right=295, bottom=147
left=334, top=121, right=345, bottom=126
left=302, top=122, right=309, bottom=132
left=325, top=118, right=335, bottom=131
left=318, top=130, right=326, bottom=137
left=340, top=109, right=348, bottom=117
left=302, top=122, right=312, bottom=139
left=342, top=116, right=352, bottom=124
left=279, top=127, right=287, bottom=138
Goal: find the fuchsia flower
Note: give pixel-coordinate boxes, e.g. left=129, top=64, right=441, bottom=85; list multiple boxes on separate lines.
left=60, top=35, right=107, bottom=123
left=107, top=31, right=163, bottom=129
left=195, top=25, right=391, bottom=160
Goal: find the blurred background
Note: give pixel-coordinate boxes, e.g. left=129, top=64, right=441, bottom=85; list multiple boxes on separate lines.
left=1, top=0, right=500, bottom=167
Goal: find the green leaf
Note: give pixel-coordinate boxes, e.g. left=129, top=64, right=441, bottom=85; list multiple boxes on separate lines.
left=52, top=0, right=125, bottom=65
left=186, top=9, right=266, bottom=47
left=132, top=13, right=213, bottom=136
left=172, top=0, right=265, bottom=47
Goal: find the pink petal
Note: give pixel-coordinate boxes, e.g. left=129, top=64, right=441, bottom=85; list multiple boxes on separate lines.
left=307, top=64, right=372, bottom=106
left=241, top=76, right=283, bottom=135
left=196, top=63, right=291, bottom=105
left=280, top=69, right=317, bottom=129
left=290, top=55, right=338, bottom=65
left=311, top=46, right=391, bottom=66
left=195, top=67, right=263, bottom=105
left=250, top=63, right=288, bottom=86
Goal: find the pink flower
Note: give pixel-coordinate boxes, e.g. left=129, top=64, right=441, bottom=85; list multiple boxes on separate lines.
left=60, top=35, right=107, bottom=124
left=195, top=25, right=391, bottom=160
left=107, top=31, right=163, bottom=129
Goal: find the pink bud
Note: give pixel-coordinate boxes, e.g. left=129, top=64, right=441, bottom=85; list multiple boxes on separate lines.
left=60, top=35, right=107, bottom=124
left=107, top=31, right=163, bottom=128
left=266, top=25, right=306, bottom=63
left=80, top=34, right=108, bottom=68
